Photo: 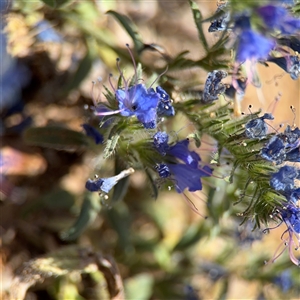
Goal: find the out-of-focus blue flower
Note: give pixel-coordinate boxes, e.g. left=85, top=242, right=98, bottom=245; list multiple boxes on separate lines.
left=260, top=136, right=286, bottom=164
left=153, top=131, right=169, bottom=156
left=235, top=220, right=263, bottom=247
left=81, top=123, right=104, bottom=145
left=184, top=285, right=200, bottom=300
left=208, top=3, right=229, bottom=32
left=245, top=113, right=274, bottom=139
left=225, top=78, right=247, bottom=99
left=156, top=86, right=175, bottom=117
left=202, top=70, right=227, bottom=103
left=278, top=203, right=300, bottom=266
left=167, top=163, right=212, bottom=193
left=270, top=166, right=299, bottom=192
left=257, top=5, right=300, bottom=35
left=234, top=15, right=274, bottom=62
left=273, top=270, right=293, bottom=293
left=267, top=56, right=300, bottom=80
left=116, top=83, right=160, bottom=129
left=236, top=30, right=275, bottom=62
left=168, top=139, right=201, bottom=169
left=35, top=20, right=63, bottom=43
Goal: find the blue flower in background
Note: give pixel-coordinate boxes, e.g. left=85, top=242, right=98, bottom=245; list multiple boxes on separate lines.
left=234, top=15, right=274, bottom=62
left=81, top=123, right=104, bottom=145
left=273, top=270, right=293, bottom=293
left=236, top=30, right=275, bottom=62
left=116, top=83, right=160, bottom=129
left=35, top=20, right=63, bottom=43
left=257, top=5, right=300, bottom=35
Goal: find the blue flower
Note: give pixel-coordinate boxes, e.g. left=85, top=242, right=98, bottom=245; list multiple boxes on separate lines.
left=273, top=270, right=293, bottom=293
left=81, top=124, right=104, bottom=145
left=285, top=188, right=300, bottom=203
left=85, top=168, right=134, bottom=193
left=257, top=5, right=300, bottom=35
left=208, top=3, right=229, bottom=32
left=260, top=136, right=286, bottom=164
left=116, top=83, right=160, bottom=129
left=153, top=131, right=169, bottom=156
left=279, top=203, right=300, bottom=266
left=202, top=70, right=227, bottom=103
left=245, top=113, right=274, bottom=139
left=167, top=163, right=212, bottom=193
left=236, top=30, right=274, bottom=62
left=270, top=166, right=300, bottom=192
left=156, top=86, right=175, bottom=117
left=267, top=56, right=300, bottom=80
left=156, top=163, right=171, bottom=178
left=155, top=138, right=212, bottom=193
left=168, top=139, right=201, bottom=169
left=35, top=20, right=63, bottom=43
left=285, top=147, right=300, bottom=163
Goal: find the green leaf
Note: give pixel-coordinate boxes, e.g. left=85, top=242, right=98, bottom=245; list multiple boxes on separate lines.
left=40, top=0, right=72, bottom=8
left=105, top=202, right=133, bottom=253
left=23, top=126, right=90, bottom=151
left=107, top=10, right=144, bottom=53
left=189, top=0, right=209, bottom=52
left=60, top=193, right=101, bottom=241
left=63, top=50, right=93, bottom=93
left=125, top=273, right=154, bottom=300
left=40, top=0, right=55, bottom=7
left=173, top=222, right=204, bottom=251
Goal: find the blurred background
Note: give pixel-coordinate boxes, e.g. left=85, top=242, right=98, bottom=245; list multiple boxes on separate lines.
left=1, top=0, right=299, bottom=299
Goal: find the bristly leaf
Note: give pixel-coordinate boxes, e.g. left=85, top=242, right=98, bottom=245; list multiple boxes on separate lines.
left=107, top=10, right=144, bottom=53
left=189, top=0, right=209, bottom=52
left=23, top=126, right=91, bottom=151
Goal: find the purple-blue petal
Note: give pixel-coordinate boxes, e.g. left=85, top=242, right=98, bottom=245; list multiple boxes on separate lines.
left=236, top=30, right=274, bottom=62
left=168, top=164, right=212, bottom=193
left=169, top=140, right=201, bottom=169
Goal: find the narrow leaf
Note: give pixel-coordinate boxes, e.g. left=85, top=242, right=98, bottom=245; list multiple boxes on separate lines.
left=189, top=0, right=209, bottom=52
left=107, top=10, right=144, bottom=53
left=23, top=126, right=90, bottom=151
left=60, top=193, right=101, bottom=241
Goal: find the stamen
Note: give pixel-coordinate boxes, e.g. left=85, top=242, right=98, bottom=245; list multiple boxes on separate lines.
left=95, top=108, right=124, bottom=116
left=108, top=73, right=116, bottom=93
left=126, top=43, right=138, bottom=85
left=149, top=65, right=169, bottom=89
left=116, top=58, right=128, bottom=89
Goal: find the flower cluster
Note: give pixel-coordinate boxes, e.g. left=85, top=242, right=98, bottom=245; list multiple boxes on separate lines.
left=260, top=127, right=300, bottom=265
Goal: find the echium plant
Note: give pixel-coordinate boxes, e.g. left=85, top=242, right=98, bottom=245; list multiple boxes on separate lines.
left=25, top=0, right=300, bottom=267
